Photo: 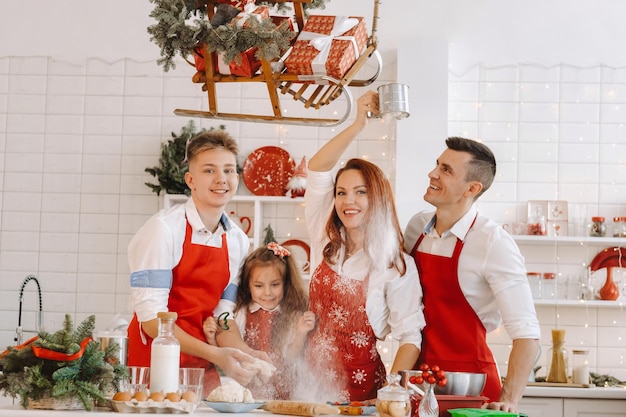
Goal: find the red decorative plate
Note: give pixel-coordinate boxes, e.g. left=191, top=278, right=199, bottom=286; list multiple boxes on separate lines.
left=281, top=239, right=311, bottom=273
left=242, top=146, right=295, bottom=196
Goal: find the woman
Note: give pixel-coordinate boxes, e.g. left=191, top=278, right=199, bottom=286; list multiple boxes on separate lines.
left=299, top=90, right=425, bottom=402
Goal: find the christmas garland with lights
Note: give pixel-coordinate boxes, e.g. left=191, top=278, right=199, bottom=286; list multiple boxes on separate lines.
left=147, top=0, right=330, bottom=72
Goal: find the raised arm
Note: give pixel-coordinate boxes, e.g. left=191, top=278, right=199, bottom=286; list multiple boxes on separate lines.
left=308, top=90, right=379, bottom=172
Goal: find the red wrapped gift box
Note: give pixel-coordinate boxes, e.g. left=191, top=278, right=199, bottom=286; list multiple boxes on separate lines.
left=193, top=45, right=261, bottom=77
left=216, top=0, right=254, bottom=11
left=232, top=4, right=270, bottom=28
left=193, top=15, right=296, bottom=77
left=284, top=15, right=368, bottom=80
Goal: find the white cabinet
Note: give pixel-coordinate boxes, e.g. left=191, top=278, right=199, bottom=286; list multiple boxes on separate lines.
left=518, top=397, right=563, bottom=417
left=563, top=398, right=626, bottom=416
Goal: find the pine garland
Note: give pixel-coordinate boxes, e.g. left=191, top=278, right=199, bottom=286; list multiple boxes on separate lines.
left=147, top=0, right=329, bottom=72
left=0, top=315, right=127, bottom=411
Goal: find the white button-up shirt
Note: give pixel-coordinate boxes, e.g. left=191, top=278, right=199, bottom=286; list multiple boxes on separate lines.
left=404, top=205, right=540, bottom=339
left=128, top=198, right=249, bottom=322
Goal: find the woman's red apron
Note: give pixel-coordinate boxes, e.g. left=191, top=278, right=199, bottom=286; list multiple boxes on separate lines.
left=128, top=219, right=230, bottom=395
left=305, top=261, right=386, bottom=402
left=411, top=227, right=501, bottom=402
left=244, top=308, right=290, bottom=400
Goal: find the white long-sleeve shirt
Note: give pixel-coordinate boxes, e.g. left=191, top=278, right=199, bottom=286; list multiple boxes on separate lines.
left=128, top=198, right=249, bottom=322
left=304, top=169, right=425, bottom=349
left=404, top=205, right=540, bottom=340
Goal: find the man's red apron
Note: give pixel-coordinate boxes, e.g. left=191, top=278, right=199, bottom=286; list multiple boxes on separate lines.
left=411, top=227, right=501, bottom=402
left=305, top=261, right=386, bottom=402
left=128, top=219, right=230, bottom=395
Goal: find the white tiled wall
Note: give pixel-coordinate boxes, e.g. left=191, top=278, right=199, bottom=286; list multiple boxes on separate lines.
left=449, top=63, right=626, bottom=381
left=0, top=54, right=397, bottom=348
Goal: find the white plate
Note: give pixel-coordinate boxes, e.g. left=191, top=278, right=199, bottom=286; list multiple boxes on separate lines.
left=203, top=401, right=265, bottom=413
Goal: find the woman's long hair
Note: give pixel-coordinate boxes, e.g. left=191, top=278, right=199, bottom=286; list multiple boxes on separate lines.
left=322, top=158, right=407, bottom=275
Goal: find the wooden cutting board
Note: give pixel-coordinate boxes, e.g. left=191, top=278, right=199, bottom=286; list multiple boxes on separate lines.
left=527, top=381, right=593, bottom=388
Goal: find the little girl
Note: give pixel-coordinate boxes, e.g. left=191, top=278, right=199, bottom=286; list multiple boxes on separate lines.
left=204, top=242, right=315, bottom=400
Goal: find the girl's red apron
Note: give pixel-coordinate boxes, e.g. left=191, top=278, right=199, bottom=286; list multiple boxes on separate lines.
left=411, top=227, right=501, bottom=402
left=305, top=261, right=386, bottom=402
left=128, top=219, right=230, bottom=395
left=244, top=308, right=289, bottom=400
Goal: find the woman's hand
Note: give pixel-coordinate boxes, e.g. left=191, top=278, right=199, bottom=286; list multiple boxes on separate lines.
left=354, top=90, right=379, bottom=128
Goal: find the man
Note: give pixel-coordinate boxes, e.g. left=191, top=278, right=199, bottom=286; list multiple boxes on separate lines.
left=404, top=137, right=540, bottom=413
left=127, top=130, right=262, bottom=394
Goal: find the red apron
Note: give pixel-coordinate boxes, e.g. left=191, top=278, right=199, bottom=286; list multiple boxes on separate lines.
left=128, top=219, right=230, bottom=395
left=411, top=225, right=501, bottom=402
left=305, top=261, right=386, bottom=402
left=244, top=308, right=289, bottom=400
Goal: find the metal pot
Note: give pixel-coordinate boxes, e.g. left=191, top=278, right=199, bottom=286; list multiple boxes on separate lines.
left=97, top=333, right=128, bottom=367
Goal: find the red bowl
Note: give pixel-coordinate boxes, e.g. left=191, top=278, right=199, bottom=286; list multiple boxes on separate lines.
left=411, top=393, right=488, bottom=417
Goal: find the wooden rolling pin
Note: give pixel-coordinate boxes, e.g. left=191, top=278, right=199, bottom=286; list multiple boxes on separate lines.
left=262, top=400, right=341, bottom=416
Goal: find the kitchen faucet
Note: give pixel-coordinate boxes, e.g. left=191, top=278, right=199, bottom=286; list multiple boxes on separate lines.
left=14, top=274, right=44, bottom=346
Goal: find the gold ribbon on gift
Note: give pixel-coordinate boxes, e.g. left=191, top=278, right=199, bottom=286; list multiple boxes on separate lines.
left=297, top=16, right=361, bottom=76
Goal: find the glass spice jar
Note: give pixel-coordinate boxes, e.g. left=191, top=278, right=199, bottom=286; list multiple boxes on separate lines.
left=613, top=217, right=626, bottom=238
left=542, top=272, right=557, bottom=300
left=527, top=272, right=542, bottom=300
left=527, top=207, right=547, bottom=236
left=589, top=216, right=606, bottom=237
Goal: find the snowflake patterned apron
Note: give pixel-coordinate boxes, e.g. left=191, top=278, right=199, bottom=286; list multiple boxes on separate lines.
left=305, top=261, right=386, bottom=402
left=244, top=308, right=290, bottom=400
left=411, top=222, right=501, bottom=402
left=128, top=219, right=230, bottom=396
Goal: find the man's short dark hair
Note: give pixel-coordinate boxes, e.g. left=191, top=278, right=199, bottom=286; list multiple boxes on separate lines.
left=446, top=136, right=496, bottom=199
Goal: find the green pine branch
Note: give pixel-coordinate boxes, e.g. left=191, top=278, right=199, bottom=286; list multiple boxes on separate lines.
left=0, top=315, right=126, bottom=411
left=147, top=0, right=328, bottom=72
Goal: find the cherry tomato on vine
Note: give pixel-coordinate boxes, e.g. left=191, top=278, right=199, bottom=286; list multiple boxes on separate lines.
left=431, top=365, right=441, bottom=373
left=409, top=376, right=419, bottom=384
left=419, top=363, right=430, bottom=372
left=437, top=377, right=447, bottom=387
left=415, top=376, right=424, bottom=385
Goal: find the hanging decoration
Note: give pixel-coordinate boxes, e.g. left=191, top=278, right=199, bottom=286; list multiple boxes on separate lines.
left=147, top=0, right=329, bottom=72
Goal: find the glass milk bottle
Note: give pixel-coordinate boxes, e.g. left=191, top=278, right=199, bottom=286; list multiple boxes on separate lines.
left=150, top=311, right=180, bottom=394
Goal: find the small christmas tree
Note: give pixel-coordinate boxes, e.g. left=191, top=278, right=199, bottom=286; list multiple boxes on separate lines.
left=263, top=223, right=277, bottom=244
